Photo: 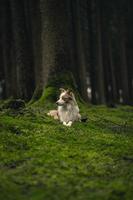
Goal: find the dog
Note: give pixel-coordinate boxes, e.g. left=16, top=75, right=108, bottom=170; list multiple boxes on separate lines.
left=47, top=88, right=81, bottom=126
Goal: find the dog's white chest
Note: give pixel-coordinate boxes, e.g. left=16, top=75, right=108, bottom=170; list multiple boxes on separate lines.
left=58, top=107, right=69, bottom=122
left=58, top=104, right=79, bottom=123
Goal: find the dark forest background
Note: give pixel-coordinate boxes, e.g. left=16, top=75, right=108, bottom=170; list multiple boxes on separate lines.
left=0, top=0, right=133, bottom=105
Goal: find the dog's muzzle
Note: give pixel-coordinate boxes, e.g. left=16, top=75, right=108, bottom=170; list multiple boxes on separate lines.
left=56, top=100, right=65, bottom=106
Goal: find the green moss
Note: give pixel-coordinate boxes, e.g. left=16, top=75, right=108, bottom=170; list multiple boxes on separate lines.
left=31, top=86, right=57, bottom=109
left=29, top=71, right=81, bottom=109
left=0, top=102, right=133, bottom=200
left=28, top=70, right=87, bottom=112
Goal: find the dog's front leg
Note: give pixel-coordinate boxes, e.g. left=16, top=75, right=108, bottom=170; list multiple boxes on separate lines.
left=63, top=121, right=67, bottom=126
left=66, top=121, right=73, bottom=127
left=63, top=121, right=73, bottom=127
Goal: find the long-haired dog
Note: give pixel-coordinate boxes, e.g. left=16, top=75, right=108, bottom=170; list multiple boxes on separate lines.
left=47, top=88, right=81, bottom=126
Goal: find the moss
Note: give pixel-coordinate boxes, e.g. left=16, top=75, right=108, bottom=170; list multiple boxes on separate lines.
left=29, top=71, right=81, bottom=109
left=31, top=86, right=57, bottom=109
left=0, top=101, right=133, bottom=200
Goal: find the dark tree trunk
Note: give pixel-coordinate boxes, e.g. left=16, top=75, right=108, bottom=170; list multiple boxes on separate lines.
left=72, top=0, right=88, bottom=101
left=88, top=0, right=99, bottom=104
left=127, top=1, right=133, bottom=104
left=108, top=32, right=117, bottom=104
left=119, top=16, right=130, bottom=104
left=66, top=0, right=80, bottom=90
left=97, top=1, right=118, bottom=106
left=40, top=0, right=71, bottom=89
left=95, top=0, right=106, bottom=104
left=1, top=0, right=13, bottom=98
left=9, top=0, right=35, bottom=100
left=28, top=0, right=43, bottom=101
left=0, top=34, right=5, bottom=99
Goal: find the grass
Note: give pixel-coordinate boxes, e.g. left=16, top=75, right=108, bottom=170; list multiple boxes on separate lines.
left=0, top=102, right=133, bottom=200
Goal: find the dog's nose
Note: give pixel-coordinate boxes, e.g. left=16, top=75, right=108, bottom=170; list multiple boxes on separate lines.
left=56, top=101, right=59, bottom=105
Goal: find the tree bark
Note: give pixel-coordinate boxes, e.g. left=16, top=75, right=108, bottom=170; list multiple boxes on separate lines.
left=72, top=0, right=88, bottom=101
left=9, top=0, right=35, bottom=100
left=93, top=0, right=106, bottom=104
left=40, top=0, right=71, bottom=89
left=1, top=0, right=13, bottom=98
left=108, top=28, right=117, bottom=105
left=28, top=0, right=43, bottom=101
left=125, top=1, right=133, bottom=105
left=119, top=16, right=130, bottom=104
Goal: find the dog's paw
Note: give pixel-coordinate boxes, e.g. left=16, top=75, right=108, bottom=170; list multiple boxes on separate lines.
left=65, top=121, right=73, bottom=127
left=63, top=121, right=72, bottom=127
left=67, top=121, right=72, bottom=127
left=63, top=121, right=67, bottom=126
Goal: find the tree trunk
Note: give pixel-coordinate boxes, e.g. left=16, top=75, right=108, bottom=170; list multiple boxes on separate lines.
left=72, top=0, right=88, bottom=101
left=87, top=0, right=98, bottom=104
left=27, top=0, right=44, bottom=101
left=1, top=0, right=13, bottom=98
left=0, top=33, right=5, bottom=99
left=126, top=1, right=133, bottom=105
left=108, top=30, right=117, bottom=105
left=9, top=0, right=35, bottom=100
left=40, top=0, right=71, bottom=89
left=95, top=0, right=106, bottom=104
left=119, top=16, right=130, bottom=104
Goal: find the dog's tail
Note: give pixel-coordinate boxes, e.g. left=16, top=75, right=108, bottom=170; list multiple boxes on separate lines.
left=81, top=116, right=88, bottom=122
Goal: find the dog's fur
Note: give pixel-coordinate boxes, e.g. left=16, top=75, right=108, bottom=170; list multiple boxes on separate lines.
left=47, top=88, right=81, bottom=126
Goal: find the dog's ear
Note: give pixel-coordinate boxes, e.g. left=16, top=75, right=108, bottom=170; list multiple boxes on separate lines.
left=67, top=89, right=73, bottom=96
left=59, top=88, right=65, bottom=93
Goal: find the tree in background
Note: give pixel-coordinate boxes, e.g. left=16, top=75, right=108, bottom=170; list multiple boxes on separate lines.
left=0, top=0, right=132, bottom=105
left=10, top=0, right=35, bottom=100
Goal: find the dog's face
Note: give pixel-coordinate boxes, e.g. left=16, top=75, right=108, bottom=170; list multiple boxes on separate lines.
left=56, top=88, right=73, bottom=106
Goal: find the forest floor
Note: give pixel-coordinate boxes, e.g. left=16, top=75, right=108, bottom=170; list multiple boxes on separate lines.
left=0, top=100, right=133, bottom=200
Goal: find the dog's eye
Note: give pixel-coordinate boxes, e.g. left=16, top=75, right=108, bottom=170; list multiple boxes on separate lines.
left=62, top=96, right=72, bottom=101
left=62, top=97, right=68, bottom=101
left=62, top=97, right=67, bottom=101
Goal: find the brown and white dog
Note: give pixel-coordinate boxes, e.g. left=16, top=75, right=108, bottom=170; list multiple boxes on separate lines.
left=47, top=88, right=81, bottom=126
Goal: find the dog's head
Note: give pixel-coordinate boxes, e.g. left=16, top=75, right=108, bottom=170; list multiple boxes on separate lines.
left=56, top=88, right=74, bottom=106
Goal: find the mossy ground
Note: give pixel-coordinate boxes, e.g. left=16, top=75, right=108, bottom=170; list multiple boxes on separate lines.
left=0, top=100, right=133, bottom=200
